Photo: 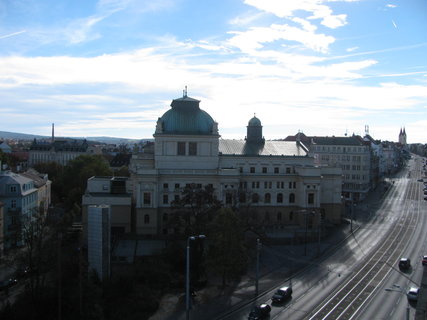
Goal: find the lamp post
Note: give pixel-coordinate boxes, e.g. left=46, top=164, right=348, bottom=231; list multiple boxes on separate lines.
left=255, top=238, right=261, bottom=296
left=385, top=285, right=410, bottom=320
left=186, top=235, right=206, bottom=320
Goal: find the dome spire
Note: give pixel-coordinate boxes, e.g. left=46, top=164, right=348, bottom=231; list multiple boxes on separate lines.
left=183, top=85, right=188, bottom=98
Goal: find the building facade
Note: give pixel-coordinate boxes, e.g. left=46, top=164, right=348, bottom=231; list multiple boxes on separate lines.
left=0, top=171, right=38, bottom=248
left=82, top=176, right=132, bottom=243
left=129, top=93, right=343, bottom=236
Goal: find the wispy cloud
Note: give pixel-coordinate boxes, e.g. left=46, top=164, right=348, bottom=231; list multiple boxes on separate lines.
left=0, top=30, right=26, bottom=39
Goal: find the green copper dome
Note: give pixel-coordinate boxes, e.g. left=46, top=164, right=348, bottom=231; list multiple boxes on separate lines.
left=156, top=95, right=216, bottom=135
left=248, top=115, right=261, bottom=127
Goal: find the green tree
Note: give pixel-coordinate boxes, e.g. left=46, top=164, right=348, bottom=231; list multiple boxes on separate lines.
left=207, top=208, right=247, bottom=287
left=171, top=184, right=222, bottom=235
left=61, top=155, right=112, bottom=211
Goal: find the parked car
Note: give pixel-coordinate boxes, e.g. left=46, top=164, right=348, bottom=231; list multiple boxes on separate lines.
left=407, top=287, right=419, bottom=301
left=271, top=286, right=293, bottom=303
left=248, top=303, right=271, bottom=320
left=422, top=256, right=427, bottom=266
left=0, top=278, right=18, bottom=292
left=399, top=258, right=411, bottom=270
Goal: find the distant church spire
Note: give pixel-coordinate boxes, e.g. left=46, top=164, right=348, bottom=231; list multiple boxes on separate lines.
left=52, top=123, right=55, bottom=143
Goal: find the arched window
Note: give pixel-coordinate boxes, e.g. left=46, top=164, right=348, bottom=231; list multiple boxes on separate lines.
left=252, top=193, right=259, bottom=203
left=264, top=193, right=271, bottom=203
left=289, top=193, right=295, bottom=203
left=277, top=193, right=283, bottom=203
left=289, top=211, right=294, bottom=220
left=144, top=214, right=150, bottom=224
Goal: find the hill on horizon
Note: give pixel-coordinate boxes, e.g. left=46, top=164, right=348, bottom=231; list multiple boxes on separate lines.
left=0, top=130, right=149, bottom=144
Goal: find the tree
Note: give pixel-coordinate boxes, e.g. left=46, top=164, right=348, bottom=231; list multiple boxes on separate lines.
left=61, top=155, right=112, bottom=211
left=171, top=184, right=222, bottom=236
left=206, top=208, right=247, bottom=287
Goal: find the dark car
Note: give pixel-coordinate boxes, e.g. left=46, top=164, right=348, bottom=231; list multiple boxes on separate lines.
left=399, top=258, right=411, bottom=270
left=0, top=278, right=18, bottom=292
left=248, top=303, right=271, bottom=320
left=422, top=256, right=427, bottom=266
left=407, top=287, right=419, bottom=301
left=271, top=286, right=293, bottom=303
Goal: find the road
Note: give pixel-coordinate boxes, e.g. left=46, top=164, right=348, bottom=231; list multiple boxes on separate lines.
left=221, top=155, right=427, bottom=320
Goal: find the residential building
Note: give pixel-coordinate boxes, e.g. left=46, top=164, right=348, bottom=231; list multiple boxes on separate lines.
left=82, top=176, right=132, bottom=243
left=129, top=93, right=343, bottom=237
left=0, top=170, right=38, bottom=248
left=21, top=168, right=52, bottom=214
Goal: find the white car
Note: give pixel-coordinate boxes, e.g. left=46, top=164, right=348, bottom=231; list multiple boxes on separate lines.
left=407, top=287, right=419, bottom=301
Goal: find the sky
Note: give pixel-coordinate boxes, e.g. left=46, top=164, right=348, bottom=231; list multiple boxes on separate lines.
left=1, top=0, right=427, bottom=143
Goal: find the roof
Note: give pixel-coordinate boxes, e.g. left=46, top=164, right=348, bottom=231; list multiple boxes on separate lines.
left=156, top=95, right=216, bottom=135
left=310, top=136, right=364, bottom=146
left=30, top=139, right=88, bottom=152
left=219, top=139, right=308, bottom=156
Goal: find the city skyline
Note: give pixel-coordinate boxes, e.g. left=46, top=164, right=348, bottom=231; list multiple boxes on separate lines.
left=1, top=0, right=426, bottom=143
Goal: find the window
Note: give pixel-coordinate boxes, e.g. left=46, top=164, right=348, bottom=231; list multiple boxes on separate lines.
left=265, top=212, right=270, bottom=221
left=10, top=186, right=17, bottom=193
left=308, top=193, right=314, bottom=204
left=262, top=167, right=267, bottom=173
left=189, top=142, right=197, bottom=155
left=289, top=211, right=294, bottom=220
left=289, top=193, right=295, bottom=203
left=174, top=195, right=180, bottom=202
left=177, top=142, right=186, bottom=155
left=277, top=193, right=283, bottom=203
left=226, top=193, right=232, bottom=205
left=143, top=192, right=151, bottom=205
left=277, top=212, right=282, bottom=221
left=286, top=167, right=291, bottom=174
left=163, top=183, right=169, bottom=189
left=274, top=167, right=279, bottom=174
left=163, top=213, right=169, bottom=222
left=239, top=192, right=246, bottom=203
left=264, top=193, right=271, bottom=203
left=250, top=167, right=255, bottom=173
left=252, top=193, right=259, bottom=203
left=293, top=182, right=296, bottom=189
left=289, top=182, right=292, bottom=189
left=144, top=214, right=150, bottom=224
left=163, top=194, right=169, bottom=204
left=175, top=183, right=180, bottom=189
left=11, top=200, right=16, bottom=208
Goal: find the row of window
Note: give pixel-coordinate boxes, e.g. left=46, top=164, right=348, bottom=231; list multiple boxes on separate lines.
left=245, top=166, right=295, bottom=174
left=313, top=146, right=367, bottom=153
left=177, top=142, right=197, bottom=156
left=240, top=181, right=298, bottom=189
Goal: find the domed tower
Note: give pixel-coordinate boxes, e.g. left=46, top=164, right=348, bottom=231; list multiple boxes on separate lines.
left=153, top=89, right=219, bottom=170
left=246, top=114, right=264, bottom=144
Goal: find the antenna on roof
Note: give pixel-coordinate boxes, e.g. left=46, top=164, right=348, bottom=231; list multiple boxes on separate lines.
left=183, top=86, right=188, bottom=97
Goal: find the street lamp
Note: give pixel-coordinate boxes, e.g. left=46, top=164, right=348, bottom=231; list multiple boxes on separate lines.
left=186, top=235, right=206, bottom=320
left=385, top=285, right=410, bottom=320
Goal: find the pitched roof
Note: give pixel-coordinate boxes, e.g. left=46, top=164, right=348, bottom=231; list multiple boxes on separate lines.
left=219, top=139, right=307, bottom=156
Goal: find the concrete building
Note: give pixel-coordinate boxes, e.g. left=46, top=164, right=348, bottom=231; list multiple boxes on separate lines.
left=87, top=205, right=111, bottom=279
left=129, top=93, right=343, bottom=236
left=29, top=138, right=89, bottom=166
left=82, top=176, right=132, bottom=243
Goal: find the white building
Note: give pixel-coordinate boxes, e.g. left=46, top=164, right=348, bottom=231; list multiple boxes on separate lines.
left=87, top=205, right=111, bottom=279
left=130, top=93, right=343, bottom=236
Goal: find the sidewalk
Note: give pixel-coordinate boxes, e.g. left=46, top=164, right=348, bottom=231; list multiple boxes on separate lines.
left=149, top=183, right=390, bottom=320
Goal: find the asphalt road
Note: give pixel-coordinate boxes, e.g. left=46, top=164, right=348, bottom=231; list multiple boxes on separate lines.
left=219, top=155, right=427, bottom=320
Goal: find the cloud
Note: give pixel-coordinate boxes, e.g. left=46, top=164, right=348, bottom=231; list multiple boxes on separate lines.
left=244, top=0, right=348, bottom=29
left=0, top=30, right=26, bottom=39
